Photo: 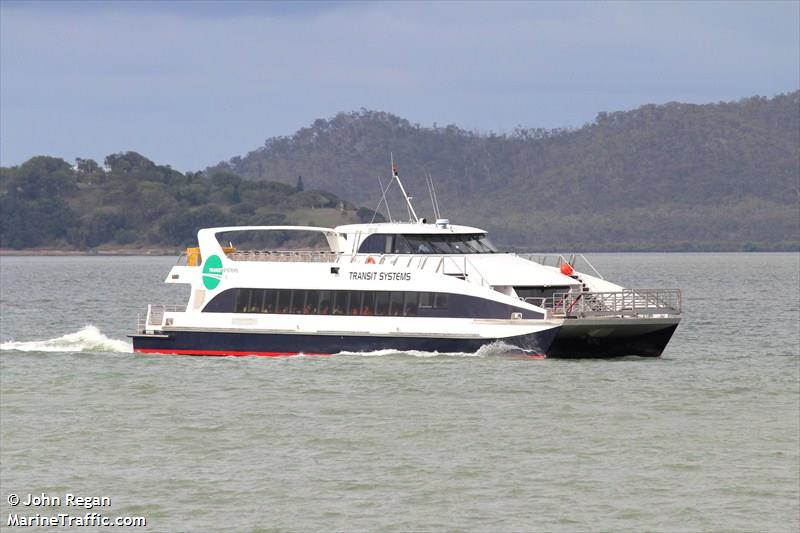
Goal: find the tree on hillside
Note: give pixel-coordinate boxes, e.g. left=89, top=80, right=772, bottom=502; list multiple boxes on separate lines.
left=204, top=92, right=800, bottom=249
left=210, top=171, right=242, bottom=203
left=0, top=152, right=367, bottom=250
left=0, top=157, right=76, bottom=248
left=104, top=151, right=156, bottom=174
left=75, top=157, right=99, bottom=173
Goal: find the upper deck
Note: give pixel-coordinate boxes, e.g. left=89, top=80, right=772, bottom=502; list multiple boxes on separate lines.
left=166, top=223, right=681, bottom=322
left=192, top=222, right=500, bottom=258
left=335, top=220, right=486, bottom=235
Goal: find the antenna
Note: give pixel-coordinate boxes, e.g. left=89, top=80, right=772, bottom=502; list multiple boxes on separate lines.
left=429, top=173, right=442, bottom=219
left=372, top=175, right=394, bottom=223
left=425, top=174, right=437, bottom=220
left=390, top=153, right=419, bottom=223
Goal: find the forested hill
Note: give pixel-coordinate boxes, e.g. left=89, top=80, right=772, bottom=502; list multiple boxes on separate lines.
left=0, top=152, right=382, bottom=250
left=210, top=92, right=800, bottom=250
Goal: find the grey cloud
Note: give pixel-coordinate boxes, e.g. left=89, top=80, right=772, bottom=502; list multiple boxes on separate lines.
left=1, top=1, right=797, bottom=170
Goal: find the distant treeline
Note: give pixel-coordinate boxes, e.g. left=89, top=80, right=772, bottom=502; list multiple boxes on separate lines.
left=210, top=92, right=800, bottom=251
left=3, top=92, right=798, bottom=252
left=0, top=152, right=381, bottom=250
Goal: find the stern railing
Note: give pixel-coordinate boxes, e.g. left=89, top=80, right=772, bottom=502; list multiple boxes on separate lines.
left=141, top=304, right=184, bottom=331
left=136, top=313, right=147, bottom=334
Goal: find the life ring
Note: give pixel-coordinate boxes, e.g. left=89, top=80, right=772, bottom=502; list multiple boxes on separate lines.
left=366, top=256, right=376, bottom=265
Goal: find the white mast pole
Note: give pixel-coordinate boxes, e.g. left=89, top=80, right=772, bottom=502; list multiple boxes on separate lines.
left=390, top=153, right=419, bottom=223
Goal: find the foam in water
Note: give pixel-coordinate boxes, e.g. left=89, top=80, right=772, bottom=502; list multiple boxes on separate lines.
left=334, top=348, right=479, bottom=358
left=0, top=325, right=131, bottom=353
left=335, top=340, right=542, bottom=358
left=0, top=330, right=540, bottom=358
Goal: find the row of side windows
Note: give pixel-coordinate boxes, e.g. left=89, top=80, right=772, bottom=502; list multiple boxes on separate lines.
left=208, top=289, right=449, bottom=316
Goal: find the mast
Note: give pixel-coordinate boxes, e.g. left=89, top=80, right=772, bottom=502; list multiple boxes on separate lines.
left=390, top=154, right=419, bottom=223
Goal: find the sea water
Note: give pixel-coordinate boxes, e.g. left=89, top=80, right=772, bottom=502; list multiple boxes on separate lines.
left=1, top=254, right=798, bottom=532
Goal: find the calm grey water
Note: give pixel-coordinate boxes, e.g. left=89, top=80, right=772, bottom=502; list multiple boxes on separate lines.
left=1, top=254, right=798, bottom=532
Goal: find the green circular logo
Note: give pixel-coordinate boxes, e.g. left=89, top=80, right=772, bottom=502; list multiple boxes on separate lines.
left=202, top=255, right=223, bottom=290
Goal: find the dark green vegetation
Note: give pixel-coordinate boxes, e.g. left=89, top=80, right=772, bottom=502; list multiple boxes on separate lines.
left=2, top=92, right=797, bottom=252
left=0, top=152, right=382, bottom=250
left=211, top=92, right=800, bottom=251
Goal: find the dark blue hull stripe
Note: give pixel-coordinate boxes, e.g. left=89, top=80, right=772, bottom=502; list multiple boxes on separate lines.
left=131, top=328, right=560, bottom=356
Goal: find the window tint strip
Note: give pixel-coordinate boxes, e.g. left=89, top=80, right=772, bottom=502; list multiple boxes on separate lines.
left=203, top=288, right=542, bottom=319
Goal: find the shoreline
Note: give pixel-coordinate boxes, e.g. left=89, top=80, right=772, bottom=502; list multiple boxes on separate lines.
left=0, top=248, right=180, bottom=257
left=1, top=247, right=797, bottom=256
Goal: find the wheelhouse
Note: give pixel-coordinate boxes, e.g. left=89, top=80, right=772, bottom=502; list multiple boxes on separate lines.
left=357, top=232, right=497, bottom=254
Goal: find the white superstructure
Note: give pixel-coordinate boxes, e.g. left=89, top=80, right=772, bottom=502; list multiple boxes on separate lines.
left=132, top=168, right=680, bottom=358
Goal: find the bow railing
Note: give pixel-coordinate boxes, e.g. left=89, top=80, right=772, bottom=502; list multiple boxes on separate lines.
left=516, top=253, right=604, bottom=279
left=549, top=289, right=681, bottom=318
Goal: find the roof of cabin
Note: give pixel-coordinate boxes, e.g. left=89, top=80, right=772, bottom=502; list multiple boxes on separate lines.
left=334, top=222, right=486, bottom=235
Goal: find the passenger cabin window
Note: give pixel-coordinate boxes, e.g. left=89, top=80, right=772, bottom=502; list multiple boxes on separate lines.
left=389, top=291, right=404, bottom=316
left=209, top=288, right=449, bottom=316
left=357, top=233, right=497, bottom=254
left=203, top=287, right=544, bottom=319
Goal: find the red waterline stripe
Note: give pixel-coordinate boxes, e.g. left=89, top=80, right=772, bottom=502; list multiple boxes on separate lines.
left=134, top=348, right=332, bottom=357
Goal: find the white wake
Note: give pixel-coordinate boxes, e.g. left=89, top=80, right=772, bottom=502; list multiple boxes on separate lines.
left=335, top=341, right=543, bottom=358
left=0, top=326, right=131, bottom=353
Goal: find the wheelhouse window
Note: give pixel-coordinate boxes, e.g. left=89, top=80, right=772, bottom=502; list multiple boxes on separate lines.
left=357, top=233, right=497, bottom=254
left=358, top=234, right=388, bottom=254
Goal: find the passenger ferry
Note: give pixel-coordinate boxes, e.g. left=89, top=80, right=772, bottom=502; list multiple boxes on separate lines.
left=131, top=170, right=681, bottom=358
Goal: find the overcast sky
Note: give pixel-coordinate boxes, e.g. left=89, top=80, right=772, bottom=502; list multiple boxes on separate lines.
left=1, top=0, right=798, bottom=171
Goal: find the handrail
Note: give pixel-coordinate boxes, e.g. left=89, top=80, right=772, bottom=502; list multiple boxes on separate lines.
left=516, top=253, right=605, bottom=280
left=460, top=255, right=490, bottom=287
left=549, top=289, right=681, bottom=318
left=348, top=253, right=491, bottom=288
left=522, top=296, right=547, bottom=307
left=144, top=304, right=185, bottom=329
left=136, top=313, right=146, bottom=334
left=225, top=248, right=488, bottom=288
left=227, top=250, right=342, bottom=263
